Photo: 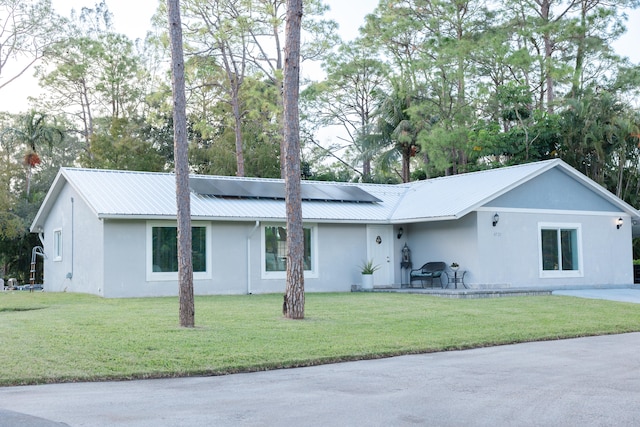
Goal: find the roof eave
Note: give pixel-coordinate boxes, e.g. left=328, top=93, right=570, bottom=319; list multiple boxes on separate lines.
left=98, top=214, right=389, bottom=225
left=390, top=215, right=459, bottom=224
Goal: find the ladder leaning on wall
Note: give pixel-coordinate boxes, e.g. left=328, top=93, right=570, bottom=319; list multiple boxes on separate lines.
left=30, top=246, right=46, bottom=291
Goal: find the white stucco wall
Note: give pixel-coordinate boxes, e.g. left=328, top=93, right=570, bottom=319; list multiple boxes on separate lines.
left=247, top=223, right=367, bottom=294
left=98, top=220, right=368, bottom=297
left=472, top=169, right=634, bottom=287
left=474, top=210, right=633, bottom=288
left=103, top=220, right=147, bottom=297
left=402, top=214, right=478, bottom=288
left=103, top=220, right=240, bottom=297
left=41, top=185, right=104, bottom=295
left=402, top=210, right=633, bottom=289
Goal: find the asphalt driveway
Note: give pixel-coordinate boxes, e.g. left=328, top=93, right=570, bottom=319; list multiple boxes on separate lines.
left=2, top=331, right=640, bottom=426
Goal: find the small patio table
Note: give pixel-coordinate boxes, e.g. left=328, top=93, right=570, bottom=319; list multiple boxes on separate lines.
left=447, top=270, right=467, bottom=289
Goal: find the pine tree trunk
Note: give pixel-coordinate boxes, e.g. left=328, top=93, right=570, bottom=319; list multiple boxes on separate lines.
left=570, top=2, right=587, bottom=98
left=167, top=0, right=195, bottom=328
left=282, top=0, right=304, bottom=320
left=540, top=0, right=554, bottom=113
left=231, top=92, right=246, bottom=177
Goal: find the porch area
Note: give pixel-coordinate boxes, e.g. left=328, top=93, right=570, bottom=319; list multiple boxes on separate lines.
left=353, top=286, right=553, bottom=299
left=352, top=284, right=640, bottom=300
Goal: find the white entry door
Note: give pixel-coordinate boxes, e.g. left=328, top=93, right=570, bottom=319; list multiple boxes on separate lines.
left=366, top=225, right=394, bottom=287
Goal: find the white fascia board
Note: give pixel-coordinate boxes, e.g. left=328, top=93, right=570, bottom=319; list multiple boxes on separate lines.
left=98, top=214, right=387, bottom=225
left=476, top=206, right=629, bottom=217
left=389, top=215, right=459, bottom=225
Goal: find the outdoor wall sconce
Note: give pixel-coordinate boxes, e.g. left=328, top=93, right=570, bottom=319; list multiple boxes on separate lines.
left=617, top=217, right=623, bottom=229
left=492, top=213, right=499, bottom=227
left=397, top=227, right=404, bottom=239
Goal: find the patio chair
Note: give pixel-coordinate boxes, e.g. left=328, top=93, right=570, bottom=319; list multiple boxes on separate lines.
left=409, top=262, right=448, bottom=288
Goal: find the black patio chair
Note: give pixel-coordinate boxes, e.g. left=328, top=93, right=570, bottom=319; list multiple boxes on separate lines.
left=409, top=262, right=448, bottom=288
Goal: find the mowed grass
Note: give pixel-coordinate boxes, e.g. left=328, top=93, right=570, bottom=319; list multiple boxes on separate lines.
left=1, top=291, right=640, bottom=386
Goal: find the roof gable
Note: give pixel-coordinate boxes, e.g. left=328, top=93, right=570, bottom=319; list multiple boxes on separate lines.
left=485, top=167, right=620, bottom=212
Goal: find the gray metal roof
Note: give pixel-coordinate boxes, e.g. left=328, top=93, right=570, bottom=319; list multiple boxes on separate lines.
left=393, top=160, right=564, bottom=222
left=30, top=159, right=640, bottom=232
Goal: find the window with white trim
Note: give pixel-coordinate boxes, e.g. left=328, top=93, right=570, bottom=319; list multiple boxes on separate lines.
left=53, top=229, right=62, bottom=261
left=146, top=222, right=211, bottom=281
left=262, top=223, right=317, bottom=279
left=539, top=223, right=582, bottom=277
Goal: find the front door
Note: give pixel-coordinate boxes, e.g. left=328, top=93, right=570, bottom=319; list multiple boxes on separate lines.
left=366, top=225, right=394, bottom=287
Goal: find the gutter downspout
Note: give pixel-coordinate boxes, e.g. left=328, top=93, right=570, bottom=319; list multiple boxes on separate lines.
left=247, top=221, right=260, bottom=294
left=66, top=197, right=74, bottom=280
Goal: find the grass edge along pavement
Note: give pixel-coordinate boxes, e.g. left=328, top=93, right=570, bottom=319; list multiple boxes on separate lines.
left=1, top=292, right=639, bottom=386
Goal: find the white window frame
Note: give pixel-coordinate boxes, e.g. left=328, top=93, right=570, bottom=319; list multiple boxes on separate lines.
left=261, top=223, right=318, bottom=279
left=146, top=221, right=212, bottom=282
left=538, top=222, right=583, bottom=278
left=53, top=228, right=63, bottom=262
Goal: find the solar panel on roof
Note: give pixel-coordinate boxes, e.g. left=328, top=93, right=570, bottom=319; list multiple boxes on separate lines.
left=300, top=185, right=333, bottom=201
left=321, top=186, right=360, bottom=202
left=320, top=185, right=382, bottom=203
left=249, top=181, right=285, bottom=199
left=216, top=180, right=250, bottom=197
left=189, top=177, right=381, bottom=203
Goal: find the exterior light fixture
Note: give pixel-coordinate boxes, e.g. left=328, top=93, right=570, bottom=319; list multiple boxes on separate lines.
left=397, top=227, right=404, bottom=239
left=617, top=217, right=623, bottom=229
left=492, top=213, right=499, bottom=227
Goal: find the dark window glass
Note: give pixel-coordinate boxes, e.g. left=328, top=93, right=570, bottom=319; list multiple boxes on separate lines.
left=152, top=226, right=206, bottom=273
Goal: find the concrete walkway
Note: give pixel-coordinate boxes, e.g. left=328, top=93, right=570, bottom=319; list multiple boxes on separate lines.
left=2, top=331, right=640, bottom=426
left=552, top=287, right=640, bottom=303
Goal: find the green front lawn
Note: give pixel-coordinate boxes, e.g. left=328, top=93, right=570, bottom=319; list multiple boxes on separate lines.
left=1, top=292, right=639, bottom=386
